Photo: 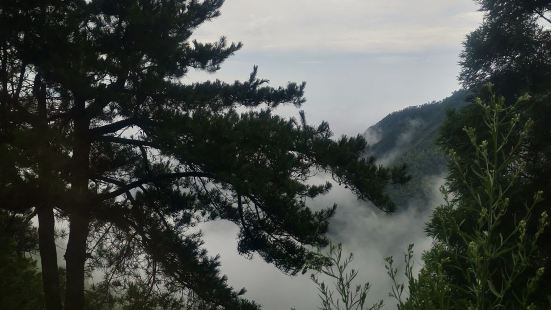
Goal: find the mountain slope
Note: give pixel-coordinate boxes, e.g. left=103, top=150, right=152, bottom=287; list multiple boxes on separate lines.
left=364, top=90, right=470, bottom=210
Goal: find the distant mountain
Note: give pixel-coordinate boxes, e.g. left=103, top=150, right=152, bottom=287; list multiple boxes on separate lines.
left=364, top=90, right=470, bottom=210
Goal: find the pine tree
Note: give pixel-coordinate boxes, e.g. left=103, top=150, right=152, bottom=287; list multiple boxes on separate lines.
left=388, top=93, right=550, bottom=309
left=0, top=1, right=404, bottom=309
left=460, top=0, right=551, bottom=98
left=449, top=0, right=551, bottom=299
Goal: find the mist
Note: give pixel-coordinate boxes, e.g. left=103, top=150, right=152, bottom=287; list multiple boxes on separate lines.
left=372, top=118, right=425, bottom=166
left=199, top=172, right=446, bottom=309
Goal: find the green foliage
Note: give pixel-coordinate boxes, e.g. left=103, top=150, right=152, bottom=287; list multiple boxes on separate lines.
left=0, top=211, right=44, bottom=310
left=384, top=245, right=411, bottom=309
left=460, top=0, right=551, bottom=99
left=0, top=0, right=402, bottom=308
left=384, top=244, right=452, bottom=310
left=450, top=0, right=551, bottom=305
left=444, top=0, right=551, bottom=297
left=310, top=243, right=383, bottom=310
left=458, top=0, right=551, bottom=212
left=393, top=93, right=550, bottom=309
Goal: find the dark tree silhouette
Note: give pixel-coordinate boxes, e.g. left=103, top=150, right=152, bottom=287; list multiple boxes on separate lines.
left=460, top=0, right=551, bottom=99
left=0, top=1, right=405, bottom=309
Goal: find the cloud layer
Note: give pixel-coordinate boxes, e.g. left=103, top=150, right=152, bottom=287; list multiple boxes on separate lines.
left=188, top=1, right=482, bottom=137
left=200, top=174, right=446, bottom=309
left=194, top=0, right=481, bottom=53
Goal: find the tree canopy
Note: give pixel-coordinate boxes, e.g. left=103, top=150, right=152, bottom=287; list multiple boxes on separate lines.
left=458, top=0, right=551, bottom=270
left=460, top=0, right=551, bottom=98
left=0, top=1, right=404, bottom=309
left=405, top=0, right=551, bottom=307
left=0, top=210, right=44, bottom=310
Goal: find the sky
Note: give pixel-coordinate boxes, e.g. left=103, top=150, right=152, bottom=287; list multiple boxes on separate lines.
left=186, top=0, right=482, bottom=309
left=189, top=0, right=482, bottom=136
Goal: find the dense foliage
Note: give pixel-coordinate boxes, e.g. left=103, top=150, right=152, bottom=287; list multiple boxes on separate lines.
left=389, top=0, right=551, bottom=308
left=392, top=94, right=550, bottom=309
left=0, top=210, right=44, bottom=310
left=0, top=0, right=403, bottom=309
left=460, top=0, right=551, bottom=99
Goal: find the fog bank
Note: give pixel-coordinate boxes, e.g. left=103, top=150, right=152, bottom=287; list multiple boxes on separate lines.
left=200, top=174, right=446, bottom=309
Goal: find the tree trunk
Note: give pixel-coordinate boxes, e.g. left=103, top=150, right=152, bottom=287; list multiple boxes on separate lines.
left=38, top=206, right=63, bottom=310
left=64, top=99, right=91, bottom=310
left=34, top=72, right=63, bottom=310
left=64, top=212, right=90, bottom=310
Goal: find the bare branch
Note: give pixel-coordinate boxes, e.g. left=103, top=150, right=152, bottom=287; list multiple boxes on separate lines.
left=535, top=9, right=551, bottom=24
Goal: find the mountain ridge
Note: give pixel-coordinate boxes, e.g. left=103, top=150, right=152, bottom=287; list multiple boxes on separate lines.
left=364, top=90, right=470, bottom=210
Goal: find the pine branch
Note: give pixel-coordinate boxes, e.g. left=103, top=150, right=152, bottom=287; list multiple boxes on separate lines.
left=95, top=135, right=157, bottom=148
left=90, top=118, right=150, bottom=136
left=97, top=172, right=213, bottom=200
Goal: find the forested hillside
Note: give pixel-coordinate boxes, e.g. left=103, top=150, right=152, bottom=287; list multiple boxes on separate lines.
left=364, top=90, right=469, bottom=209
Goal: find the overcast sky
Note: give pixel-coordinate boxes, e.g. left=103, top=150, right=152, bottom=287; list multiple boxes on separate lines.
left=188, top=1, right=482, bottom=309
left=189, top=0, right=482, bottom=136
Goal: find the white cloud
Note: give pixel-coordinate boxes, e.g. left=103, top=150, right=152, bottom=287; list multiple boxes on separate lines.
left=194, top=0, right=482, bottom=53
left=185, top=0, right=484, bottom=137
left=200, top=174, right=446, bottom=309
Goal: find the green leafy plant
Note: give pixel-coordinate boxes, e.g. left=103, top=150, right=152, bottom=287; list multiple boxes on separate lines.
left=310, top=243, right=383, bottom=310
left=390, top=91, right=550, bottom=309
